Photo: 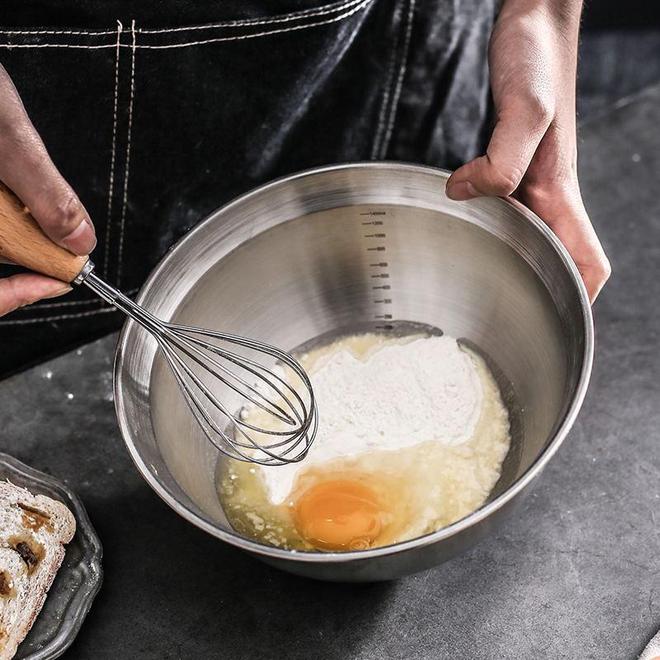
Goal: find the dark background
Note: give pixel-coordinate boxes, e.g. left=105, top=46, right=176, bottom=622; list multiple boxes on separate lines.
left=583, top=0, right=660, bottom=29
left=580, top=2, right=660, bottom=117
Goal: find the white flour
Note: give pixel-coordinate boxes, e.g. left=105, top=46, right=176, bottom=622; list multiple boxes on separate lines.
left=257, top=334, right=484, bottom=504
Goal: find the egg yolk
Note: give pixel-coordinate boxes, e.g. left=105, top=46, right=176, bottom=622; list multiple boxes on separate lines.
left=292, top=480, right=386, bottom=551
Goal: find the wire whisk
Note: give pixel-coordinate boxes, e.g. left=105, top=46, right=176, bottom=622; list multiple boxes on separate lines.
left=85, top=273, right=318, bottom=465
left=0, top=183, right=317, bottom=465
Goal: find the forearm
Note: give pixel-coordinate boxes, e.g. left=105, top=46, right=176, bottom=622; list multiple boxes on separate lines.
left=492, top=0, right=583, bottom=125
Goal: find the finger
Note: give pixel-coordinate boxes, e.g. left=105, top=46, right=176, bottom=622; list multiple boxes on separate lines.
left=568, top=224, right=611, bottom=304
left=0, top=65, right=96, bottom=256
left=0, top=273, right=72, bottom=316
left=520, top=182, right=611, bottom=303
left=582, top=259, right=611, bottom=303
left=446, top=97, right=553, bottom=200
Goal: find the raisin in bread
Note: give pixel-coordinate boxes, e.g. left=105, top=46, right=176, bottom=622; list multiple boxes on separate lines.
left=0, top=481, right=75, bottom=659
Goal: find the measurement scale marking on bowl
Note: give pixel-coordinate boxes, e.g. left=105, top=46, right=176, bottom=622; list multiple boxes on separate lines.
left=361, top=209, right=394, bottom=331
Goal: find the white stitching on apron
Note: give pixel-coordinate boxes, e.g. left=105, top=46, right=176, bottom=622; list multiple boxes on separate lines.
left=379, top=0, right=414, bottom=158
left=138, top=0, right=369, bottom=32
left=136, top=2, right=374, bottom=49
left=0, top=0, right=367, bottom=37
left=6, top=297, right=103, bottom=311
left=0, top=43, right=115, bottom=49
left=0, top=288, right=138, bottom=322
left=0, top=29, right=115, bottom=36
left=0, top=0, right=374, bottom=49
left=7, top=288, right=138, bottom=310
left=103, top=20, right=123, bottom=279
left=0, top=306, right=119, bottom=325
left=27, top=298, right=100, bottom=308
left=116, top=20, right=136, bottom=287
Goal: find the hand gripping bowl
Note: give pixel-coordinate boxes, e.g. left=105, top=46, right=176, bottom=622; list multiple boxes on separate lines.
left=114, top=163, right=593, bottom=582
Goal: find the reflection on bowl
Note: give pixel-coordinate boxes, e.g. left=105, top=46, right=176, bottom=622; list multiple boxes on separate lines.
left=115, top=163, right=592, bottom=582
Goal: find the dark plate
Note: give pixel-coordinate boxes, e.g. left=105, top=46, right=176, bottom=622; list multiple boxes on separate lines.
left=0, top=453, right=103, bottom=660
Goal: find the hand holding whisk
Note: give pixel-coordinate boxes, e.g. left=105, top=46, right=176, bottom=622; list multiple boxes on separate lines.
left=0, top=183, right=317, bottom=465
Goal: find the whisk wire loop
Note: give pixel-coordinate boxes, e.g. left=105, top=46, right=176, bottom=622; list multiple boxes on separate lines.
left=165, top=327, right=302, bottom=426
left=83, top=271, right=317, bottom=465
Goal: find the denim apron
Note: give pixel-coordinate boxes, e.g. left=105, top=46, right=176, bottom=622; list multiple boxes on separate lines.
left=0, top=0, right=496, bottom=375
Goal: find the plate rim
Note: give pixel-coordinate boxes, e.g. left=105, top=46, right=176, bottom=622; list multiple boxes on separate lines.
left=0, top=452, right=103, bottom=660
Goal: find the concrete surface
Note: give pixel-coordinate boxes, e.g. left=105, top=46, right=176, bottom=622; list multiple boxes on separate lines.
left=578, top=30, right=660, bottom=118
left=1, top=85, right=659, bottom=659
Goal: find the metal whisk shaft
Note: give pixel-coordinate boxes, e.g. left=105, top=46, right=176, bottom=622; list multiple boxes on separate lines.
left=83, top=270, right=317, bottom=465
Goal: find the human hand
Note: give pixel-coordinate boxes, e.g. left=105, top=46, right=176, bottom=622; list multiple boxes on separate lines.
left=445, top=0, right=610, bottom=302
left=0, top=64, right=96, bottom=316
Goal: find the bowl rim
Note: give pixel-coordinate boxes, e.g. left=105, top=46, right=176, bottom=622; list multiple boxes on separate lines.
left=114, top=161, right=594, bottom=563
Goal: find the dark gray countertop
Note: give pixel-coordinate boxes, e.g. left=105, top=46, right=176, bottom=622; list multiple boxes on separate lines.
left=2, top=86, right=659, bottom=660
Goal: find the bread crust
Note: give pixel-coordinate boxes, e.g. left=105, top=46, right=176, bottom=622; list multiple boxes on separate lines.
left=0, top=481, right=76, bottom=659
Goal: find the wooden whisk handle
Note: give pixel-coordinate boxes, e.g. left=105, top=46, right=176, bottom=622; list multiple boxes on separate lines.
left=0, top=182, right=89, bottom=283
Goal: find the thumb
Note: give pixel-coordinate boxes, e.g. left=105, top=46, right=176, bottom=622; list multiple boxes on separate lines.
left=446, top=98, right=552, bottom=200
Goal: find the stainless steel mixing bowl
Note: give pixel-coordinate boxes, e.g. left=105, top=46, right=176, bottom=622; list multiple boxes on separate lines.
left=114, top=163, right=593, bottom=582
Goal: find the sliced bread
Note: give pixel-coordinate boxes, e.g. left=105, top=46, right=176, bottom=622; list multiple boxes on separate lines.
left=0, top=481, right=75, bottom=660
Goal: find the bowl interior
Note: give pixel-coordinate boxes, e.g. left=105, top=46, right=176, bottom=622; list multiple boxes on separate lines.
left=116, top=164, right=589, bottom=556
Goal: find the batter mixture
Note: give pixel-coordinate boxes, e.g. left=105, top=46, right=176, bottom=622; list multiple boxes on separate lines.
left=217, top=332, right=511, bottom=552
